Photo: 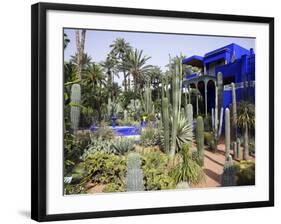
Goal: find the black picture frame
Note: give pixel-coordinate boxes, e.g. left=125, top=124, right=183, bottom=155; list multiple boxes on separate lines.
left=31, top=2, right=274, bottom=222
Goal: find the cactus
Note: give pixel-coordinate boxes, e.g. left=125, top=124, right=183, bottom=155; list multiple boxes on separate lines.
left=225, top=108, right=231, bottom=159
left=124, top=109, right=128, bottom=120
left=211, top=108, right=214, bottom=131
left=233, top=142, right=237, bottom=160
left=144, top=85, right=152, bottom=114
left=237, top=138, right=241, bottom=159
left=196, top=116, right=204, bottom=166
left=70, top=84, right=81, bottom=134
left=243, top=123, right=249, bottom=160
left=126, top=153, right=144, bottom=192
left=221, top=155, right=236, bottom=186
left=170, top=59, right=181, bottom=157
left=162, top=98, right=170, bottom=153
left=231, top=82, right=237, bottom=141
left=187, top=104, right=193, bottom=130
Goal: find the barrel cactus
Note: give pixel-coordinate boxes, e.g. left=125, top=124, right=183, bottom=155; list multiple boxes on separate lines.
left=70, top=84, right=81, bottom=134
left=126, top=153, right=144, bottom=191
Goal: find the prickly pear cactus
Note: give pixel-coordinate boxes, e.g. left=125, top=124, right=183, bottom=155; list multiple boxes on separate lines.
left=126, top=153, right=144, bottom=192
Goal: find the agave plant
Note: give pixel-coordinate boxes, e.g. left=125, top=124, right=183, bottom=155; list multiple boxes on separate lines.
left=173, top=113, right=193, bottom=152
left=159, top=113, right=193, bottom=153
left=111, top=138, right=135, bottom=155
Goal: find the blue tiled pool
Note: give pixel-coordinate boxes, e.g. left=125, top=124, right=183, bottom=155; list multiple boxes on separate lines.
left=90, top=125, right=141, bottom=137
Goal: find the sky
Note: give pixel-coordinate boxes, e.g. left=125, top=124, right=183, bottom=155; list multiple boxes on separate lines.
left=64, top=29, right=255, bottom=84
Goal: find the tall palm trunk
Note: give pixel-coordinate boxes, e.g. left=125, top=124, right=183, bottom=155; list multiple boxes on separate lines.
left=123, top=71, right=127, bottom=91
left=128, top=74, right=131, bottom=91
left=75, top=30, right=86, bottom=80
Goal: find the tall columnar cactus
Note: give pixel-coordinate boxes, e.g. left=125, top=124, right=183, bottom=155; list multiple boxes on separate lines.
left=187, top=104, right=193, bottom=130
left=212, top=86, right=223, bottom=150
left=211, top=108, right=215, bottom=131
left=126, top=153, right=144, bottom=192
left=170, top=60, right=181, bottom=157
left=233, top=142, right=237, bottom=160
left=144, top=85, right=152, bottom=114
left=70, top=84, right=81, bottom=134
left=217, top=72, right=224, bottom=123
left=124, top=109, right=128, bottom=120
left=162, top=97, right=170, bottom=154
left=196, top=116, right=204, bottom=166
left=237, top=138, right=241, bottom=159
left=243, top=123, right=249, bottom=160
left=231, top=82, right=237, bottom=141
left=221, top=155, right=236, bottom=186
left=225, top=108, right=231, bottom=159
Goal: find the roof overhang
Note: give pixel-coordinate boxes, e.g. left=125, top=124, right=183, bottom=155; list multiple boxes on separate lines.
left=182, top=55, right=204, bottom=67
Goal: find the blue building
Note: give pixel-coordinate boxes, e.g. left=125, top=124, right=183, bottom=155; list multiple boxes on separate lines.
left=182, top=43, right=255, bottom=116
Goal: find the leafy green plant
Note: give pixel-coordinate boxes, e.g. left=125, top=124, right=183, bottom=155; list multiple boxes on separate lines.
left=140, top=127, right=159, bottom=147
left=141, top=152, right=175, bottom=190
left=81, top=139, right=114, bottom=160
left=91, top=125, right=116, bottom=141
left=171, top=144, right=204, bottom=185
left=116, top=118, right=140, bottom=126
left=111, top=138, right=135, bottom=155
left=234, top=160, right=255, bottom=185
left=73, top=151, right=127, bottom=192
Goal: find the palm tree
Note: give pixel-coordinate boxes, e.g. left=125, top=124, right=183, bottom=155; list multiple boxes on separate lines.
left=75, top=29, right=86, bottom=80
left=64, top=33, right=70, bottom=49
left=110, top=38, right=132, bottom=91
left=124, top=49, right=152, bottom=94
left=70, top=53, right=92, bottom=76
left=236, top=101, right=255, bottom=160
left=83, top=63, right=105, bottom=91
left=146, top=66, right=162, bottom=100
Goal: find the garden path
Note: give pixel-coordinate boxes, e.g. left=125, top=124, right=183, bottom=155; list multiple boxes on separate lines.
left=193, top=143, right=250, bottom=188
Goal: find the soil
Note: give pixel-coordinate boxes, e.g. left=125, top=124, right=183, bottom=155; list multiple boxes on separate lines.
left=86, top=183, right=106, bottom=194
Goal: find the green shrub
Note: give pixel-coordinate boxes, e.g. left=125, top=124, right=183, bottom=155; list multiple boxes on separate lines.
left=171, top=144, right=204, bottom=185
left=64, top=183, right=86, bottom=195
left=204, top=131, right=216, bottom=150
left=140, top=127, right=159, bottom=147
left=64, top=130, right=89, bottom=175
left=103, top=183, right=125, bottom=193
left=116, top=118, right=140, bottom=126
left=81, top=139, right=114, bottom=160
left=91, top=125, right=115, bottom=141
left=141, top=152, right=175, bottom=190
left=234, top=160, right=255, bottom=186
left=111, top=138, right=135, bottom=155
left=71, top=151, right=127, bottom=193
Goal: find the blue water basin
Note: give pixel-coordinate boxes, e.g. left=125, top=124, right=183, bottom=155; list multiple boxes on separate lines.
left=89, top=125, right=141, bottom=137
